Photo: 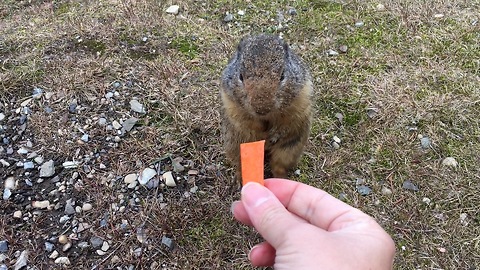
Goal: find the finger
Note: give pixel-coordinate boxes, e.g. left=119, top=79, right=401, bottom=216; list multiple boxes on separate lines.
left=264, top=178, right=371, bottom=231
left=231, top=200, right=253, bottom=226
left=241, top=182, right=307, bottom=248
left=249, top=242, right=275, bottom=267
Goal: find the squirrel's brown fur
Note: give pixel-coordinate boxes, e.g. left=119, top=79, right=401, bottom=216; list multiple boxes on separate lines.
left=220, top=34, right=313, bottom=183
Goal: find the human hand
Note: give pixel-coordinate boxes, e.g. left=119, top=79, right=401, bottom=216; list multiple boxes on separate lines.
left=232, top=179, right=395, bottom=269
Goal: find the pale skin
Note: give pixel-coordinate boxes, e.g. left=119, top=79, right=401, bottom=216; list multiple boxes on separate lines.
left=232, top=179, right=396, bottom=269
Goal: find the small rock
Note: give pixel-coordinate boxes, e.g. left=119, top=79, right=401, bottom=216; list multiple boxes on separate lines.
left=161, top=236, right=174, bottom=250
left=172, top=157, right=185, bottom=172
left=82, top=203, right=93, bottom=212
left=105, top=92, right=114, bottom=99
left=434, top=13, right=444, bottom=18
left=98, top=118, right=107, bottom=126
left=136, top=227, right=146, bottom=243
left=32, top=87, right=43, bottom=99
left=0, top=113, right=4, bottom=121
left=58, top=235, right=69, bottom=244
left=34, top=156, right=44, bottom=164
left=77, top=222, right=91, bottom=233
left=39, top=160, right=55, bottom=177
left=442, top=157, right=458, bottom=167
left=422, top=197, right=431, bottom=205
left=163, top=171, right=176, bottom=187
left=339, top=45, right=348, bottom=53
left=124, top=173, right=138, bottom=184
left=112, top=120, right=122, bottom=130
left=17, top=147, right=29, bottom=154
left=44, top=242, right=54, bottom=252
left=190, top=186, right=198, bottom=193
left=139, top=168, right=156, bottom=185
left=326, top=49, right=339, bottom=56
left=333, top=136, right=341, bottom=144
left=381, top=186, right=392, bottom=195
left=63, top=161, right=79, bottom=169
left=3, top=188, right=12, bottom=201
left=13, top=210, right=22, bottom=218
left=224, top=12, right=233, bottom=22
left=332, top=141, right=340, bottom=149
left=420, top=137, right=431, bottom=149
left=78, top=242, right=89, bottom=249
left=437, top=247, right=446, bottom=253
left=32, top=200, right=50, bottom=209
left=90, top=236, right=103, bottom=248
left=101, top=241, right=110, bottom=252
left=130, top=100, right=146, bottom=114
left=287, top=8, right=297, bottom=16
left=49, top=250, right=59, bottom=259
left=64, top=200, right=75, bottom=215
left=123, top=117, right=138, bottom=132
left=14, top=250, right=28, bottom=270
left=54, top=257, right=71, bottom=265
left=96, top=250, right=106, bottom=256
left=23, top=161, right=34, bottom=169
left=20, top=98, right=32, bottom=107
left=0, top=241, right=8, bottom=252
left=81, top=134, right=89, bottom=142
left=68, top=103, right=77, bottom=113
left=402, top=180, right=419, bottom=191
left=5, top=177, right=15, bottom=190
left=356, top=185, right=372, bottom=196
left=62, top=242, right=72, bottom=252
left=165, top=5, right=179, bottom=15
left=0, top=160, right=10, bottom=167
left=355, top=21, right=364, bottom=27
left=146, top=178, right=160, bottom=189
left=376, top=3, right=385, bottom=11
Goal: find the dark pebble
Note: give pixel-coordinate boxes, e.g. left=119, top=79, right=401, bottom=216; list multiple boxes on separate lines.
left=288, top=8, right=297, bottom=16
left=403, top=180, right=419, bottom=191
left=68, top=103, right=77, bottom=113
left=0, top=240, right=8, bottom=252
left=356, top=185, right=372, bottom=196
left=161, top=236, right=174, bottom=250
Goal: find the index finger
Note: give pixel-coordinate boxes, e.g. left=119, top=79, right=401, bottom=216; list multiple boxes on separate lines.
left=264, top=178, right=370, bottom=231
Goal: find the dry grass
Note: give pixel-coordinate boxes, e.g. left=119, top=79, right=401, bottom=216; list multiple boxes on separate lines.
left=1, top=0, right=479, bottom=269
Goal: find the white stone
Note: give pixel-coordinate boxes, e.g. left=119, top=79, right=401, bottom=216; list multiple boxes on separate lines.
left=139, top=168, right=156, bottom=185
left=442, top=157, right=458, bottom=167
left=54, top=257, right=71, bottom=265
left=101, top=241, right=110, bottom=252
left=32, top=200, right=50, bottom=209
left=96, top=250, right=106, bottom=256
left=333, top=136, right=341, bottom=144
left=124, top=173, right=138, bottom=184
left=62, top=161, right=79, bottom=169
left=34, top=156, right=44, bottom=164
left=112, top=120, right=122, bottom=130
left=0, top=113, right=4, bottom=121
left=17, top=147, right=29, bottom=154
left=13, top=210, right=22, bottom=218
left=20, top=98, right=32, bottom=107
left=130, top=100, right=146, bottom=114
left=0, top=159, right=10, bottom=167
left=422, top=197, right=431, bottom=205
left=237, top=10, right=245, bottom=16
left=165, top=5, right=180, bottom=15
left=49, top=250, right=59, bottom=259
left=381, top=186, right=392, bottom=195
left=82, top=203, right=93, bottom=212
left=163, top=171, right=176, bottom=187
left=434, top=13, right=444, bottom=18
left=39, top=160, right=55, bottom=177
left=5, top=177, right=16, bottom=190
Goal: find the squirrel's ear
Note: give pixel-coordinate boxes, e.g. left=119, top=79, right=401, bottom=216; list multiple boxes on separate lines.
left=237, top=36, right=250, bottom=52
left=283, top=42, right=290, bottom=57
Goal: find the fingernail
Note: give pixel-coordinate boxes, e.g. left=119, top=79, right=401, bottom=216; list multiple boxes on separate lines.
left=230, top=201, right=239, bottom=214
left=241, top=182, right=271, bottom=208
left=248, top=244, right=260, bottom=261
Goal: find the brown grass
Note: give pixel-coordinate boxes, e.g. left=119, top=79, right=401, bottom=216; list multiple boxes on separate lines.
left=1, top=0, right=479, bottom=269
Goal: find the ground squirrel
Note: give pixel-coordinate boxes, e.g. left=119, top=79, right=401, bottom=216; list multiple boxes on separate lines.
left=220, top=34, right=313, bottom=183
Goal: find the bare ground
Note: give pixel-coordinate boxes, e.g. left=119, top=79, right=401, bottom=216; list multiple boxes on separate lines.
left=1, top=0, right=479, bottom=269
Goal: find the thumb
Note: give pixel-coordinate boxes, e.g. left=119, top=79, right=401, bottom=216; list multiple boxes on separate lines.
left=241, top=182, right=305, bottom=248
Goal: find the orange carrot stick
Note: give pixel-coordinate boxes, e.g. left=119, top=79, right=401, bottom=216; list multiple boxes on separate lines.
left=240, top=140, right=265, bottom=186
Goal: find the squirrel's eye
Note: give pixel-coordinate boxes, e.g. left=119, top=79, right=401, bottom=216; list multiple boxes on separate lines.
left=280, top=71, right=285, bottom=81
left=239, top=73, right=243, bottom=82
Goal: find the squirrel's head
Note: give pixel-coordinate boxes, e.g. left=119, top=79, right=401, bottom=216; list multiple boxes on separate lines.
left=222, top=34, right=308, bottom=117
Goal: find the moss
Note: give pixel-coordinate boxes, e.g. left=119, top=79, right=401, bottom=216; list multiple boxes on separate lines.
left=170, top=36, right=199, bottom=59
left=79, top=39, right=106, bottom=55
